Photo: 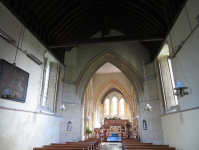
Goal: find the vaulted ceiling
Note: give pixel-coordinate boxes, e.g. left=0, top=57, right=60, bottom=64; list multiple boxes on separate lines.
left=1, top=0, right=187, bottom=64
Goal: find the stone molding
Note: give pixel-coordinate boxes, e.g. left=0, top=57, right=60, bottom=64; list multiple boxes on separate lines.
left=75, top=49, right=143, bottom=104
left=92, top=79, right=135, bottom=110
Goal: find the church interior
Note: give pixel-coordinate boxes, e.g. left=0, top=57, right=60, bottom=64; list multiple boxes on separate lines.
left=0, top=0, right=199, bottom=150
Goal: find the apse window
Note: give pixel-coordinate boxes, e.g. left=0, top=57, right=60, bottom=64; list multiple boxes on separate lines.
left=120, top=98, right=124, bottom=115
left=112, top=97, right=117, bottom=115
left=105, top=98, right=109, bottom=115
left=42, top=61, right=51, bottom=106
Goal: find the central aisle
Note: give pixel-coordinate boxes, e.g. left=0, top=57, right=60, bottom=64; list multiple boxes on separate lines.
left=99, top=142, right=122, bottom=150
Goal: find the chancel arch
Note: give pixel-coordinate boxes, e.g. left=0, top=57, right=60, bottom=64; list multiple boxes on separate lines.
left=76, top=49, right=144, bottom=105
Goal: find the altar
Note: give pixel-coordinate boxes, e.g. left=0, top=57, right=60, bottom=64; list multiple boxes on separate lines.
left=109, top=126, right=122, bottom=136
left=104, top=119, right=128, bottom=129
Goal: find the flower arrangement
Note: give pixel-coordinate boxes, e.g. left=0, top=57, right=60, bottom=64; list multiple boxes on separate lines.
left=86, top=126, right=92, bottom=138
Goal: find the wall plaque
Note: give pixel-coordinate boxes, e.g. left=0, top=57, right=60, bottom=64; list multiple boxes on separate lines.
left=67, top=121, right=72, bottom=131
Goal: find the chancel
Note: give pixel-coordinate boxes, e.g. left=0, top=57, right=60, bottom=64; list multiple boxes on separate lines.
left=0, top=0, right=199, bottom=150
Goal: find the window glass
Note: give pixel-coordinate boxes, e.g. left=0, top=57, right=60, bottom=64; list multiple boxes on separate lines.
left=105, top=99, right=109, bottom=115
left=120, top=98, right=124, bottom=115
left=42, top=61, right=51, bottom=106
left=168, top=58, right=178, bottom=105
left=112, top=97, right=117, bottom=115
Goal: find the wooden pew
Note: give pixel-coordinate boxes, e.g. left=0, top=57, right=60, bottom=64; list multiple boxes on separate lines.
left=79, top=139, right=100, bottom=149
left=124, top=145, right=170, bottom=148
left=77, top=141, right=96, bottom=150
left=124, top=149, right=175, bottom=150
left=122, top=138, right=176, bottom=150
left=84, top=140, right=100, bottom=148
left=124, top=145, right=175, bottom=150
left=34, top=148, right=84, bottom=150
left=44, top=145, right=90, bottom=150
left=52, top=143, right=93, bottom=150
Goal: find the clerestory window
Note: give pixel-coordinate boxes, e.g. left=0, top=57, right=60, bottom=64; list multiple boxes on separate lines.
left=42, top=60, right=51, bottom=106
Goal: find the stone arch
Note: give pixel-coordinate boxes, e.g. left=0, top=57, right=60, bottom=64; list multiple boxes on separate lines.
left=101, top=88, right=125, bottom=104
left=92, top=79, right=135, bottom=110
left=76, top=49, right=143, bottom=104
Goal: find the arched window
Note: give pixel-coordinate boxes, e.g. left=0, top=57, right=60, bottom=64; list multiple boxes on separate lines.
left=41, top=60, right=51, bottom=106
left=112, top=97, right=117, bottom=115
left=120, top=98, right=124, bottom=115
left=158, top=44, right=178, bottom=111
left=105, top=98, right=109, bottom=115
left=168, top=58, right=178, bottom=105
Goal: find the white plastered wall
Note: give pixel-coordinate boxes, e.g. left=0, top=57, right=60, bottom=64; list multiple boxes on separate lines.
left=161, top=0, right=199, bottom=149
left=0, top=3, right=61, bottom=150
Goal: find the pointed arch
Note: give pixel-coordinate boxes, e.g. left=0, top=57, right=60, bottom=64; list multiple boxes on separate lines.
left=92, top=79, right=134, bottom=110
left=101, top=88, right=125, bottom=104
left=76, top=49, right=143, bottom=104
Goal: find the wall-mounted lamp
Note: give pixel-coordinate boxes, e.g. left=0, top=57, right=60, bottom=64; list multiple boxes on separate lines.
left=0, top=29, right=16, bottom=44
left=87, top=116, right=90, bottom=120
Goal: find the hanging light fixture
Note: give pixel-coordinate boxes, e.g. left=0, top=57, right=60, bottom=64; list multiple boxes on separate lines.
left=142, top=54, right=152, bottom=112
left=163, top=1, right=192, bottom=98
left=174, top=81, right=189, bottom=97
left=60, top=104, right=66, bottom=112
left=144, top=104, right=152, bottom=112
left=172, top=58, right=192, bottom=97
left=60, top=66, right=66, bottom=112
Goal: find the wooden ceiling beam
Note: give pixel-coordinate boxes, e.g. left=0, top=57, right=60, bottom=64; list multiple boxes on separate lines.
left=108, top=10, right=160, bottom=33
left=109, top=14, right=154, bottom=34
left=153, top=0, right=187, bottom=61
left=56, top=13, right=100, bottom=40
left=112, top=6, right=161, bottom=30
left=48, top=34, right=164, bottom=48
left=71, top=25, right=101, bottom=40
left=61, top=20, right=100, bottom=41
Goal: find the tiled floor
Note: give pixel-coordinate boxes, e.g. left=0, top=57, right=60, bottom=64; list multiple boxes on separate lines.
left=99, top=142, right=122, bottom=150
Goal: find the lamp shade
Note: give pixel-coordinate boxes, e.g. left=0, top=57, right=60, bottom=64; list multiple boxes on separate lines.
left=144, top=104, right=152, bottom=112
left=60, top=104, right=66, bottom=112
left=174, top=80, right=188, bottom=90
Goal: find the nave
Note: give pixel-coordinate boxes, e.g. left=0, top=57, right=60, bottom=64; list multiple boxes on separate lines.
left=0, top=0, right=199, bottom=150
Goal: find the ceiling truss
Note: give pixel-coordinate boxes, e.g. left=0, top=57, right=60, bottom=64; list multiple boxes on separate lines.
left=1, top=0, right=187, bottom=64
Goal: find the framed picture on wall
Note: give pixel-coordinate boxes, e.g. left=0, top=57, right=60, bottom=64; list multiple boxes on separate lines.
left=0, top=59, right=29, bottom=103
